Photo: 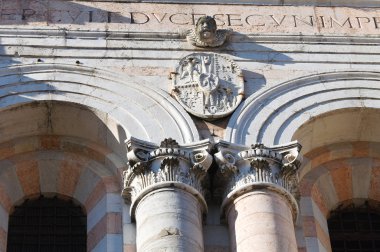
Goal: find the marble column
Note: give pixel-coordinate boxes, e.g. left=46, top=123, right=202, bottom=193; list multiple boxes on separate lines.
left=215, top=141, right=302, bottom=252
left=122, top=137, right=212, bottom=252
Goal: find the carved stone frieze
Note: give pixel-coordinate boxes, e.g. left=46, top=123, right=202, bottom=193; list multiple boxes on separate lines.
left=122, top=137, right=212, bottom=216
left=214, top=140, right=303, bottom=220
left=171, top=53, right=244, bottom=120
left=187, top=16, right=231, bottom=48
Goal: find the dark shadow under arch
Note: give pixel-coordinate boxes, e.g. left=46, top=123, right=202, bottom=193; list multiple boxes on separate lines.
left=7, top=196, right=86, bottom=252
left=328, top=200, right=380, bottom=252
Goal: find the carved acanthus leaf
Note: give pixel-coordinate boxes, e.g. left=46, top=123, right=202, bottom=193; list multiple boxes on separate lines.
left=214, top=140, right=303, bottom=206
left=250, top=158, right=269, bottom=171
left=122, top=137, right=212, bottom=207
left=160, top=138, right=180, bottom=148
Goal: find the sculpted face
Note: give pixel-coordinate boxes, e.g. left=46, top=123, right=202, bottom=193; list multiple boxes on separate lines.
left=196, top=16, right=217, bottom=42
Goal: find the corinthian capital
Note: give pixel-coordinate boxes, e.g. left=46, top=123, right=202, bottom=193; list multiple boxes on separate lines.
left=122, top=137, right=212, bottom=216
left=214, top=140, right=302, bottom=220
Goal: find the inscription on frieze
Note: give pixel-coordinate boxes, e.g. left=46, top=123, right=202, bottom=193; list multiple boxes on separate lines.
left=171, top=53, right=244, bottom=120
left=0, top=1, right=380, bottom=35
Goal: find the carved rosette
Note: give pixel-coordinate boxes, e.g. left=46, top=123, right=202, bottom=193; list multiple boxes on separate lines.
left=214, top=140, right=303, bottom=220
left=122, top=137, right=212, bottom=217
left=171, top=53, right=244, bottom=120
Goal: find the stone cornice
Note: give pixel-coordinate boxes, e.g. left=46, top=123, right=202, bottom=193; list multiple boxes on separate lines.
left=214, top=140, right=302, bottom=221
left=104, top=0, right=380, bottom=8
left=1, top=28, right=380, bottom=45
left=122, top=137, right=213, bottom=217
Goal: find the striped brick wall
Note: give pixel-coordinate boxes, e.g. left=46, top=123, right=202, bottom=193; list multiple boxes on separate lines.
left=0, top=135, right=125, bottom=252
left=298, top=141, right=380, bottom=252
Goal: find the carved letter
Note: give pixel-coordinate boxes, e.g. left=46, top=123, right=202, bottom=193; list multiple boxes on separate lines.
left=169, top=13, right=189, bottom=25
left=245, top=15, right=265, bottom=26
left=107, top=11, right=121, bottom=23
left=22, top=9, right=36, bottom=21
left=152, top=13, right=168, bottom=23
left=89, top=11, right=93, bottom=23
left=356, top=17, right=371, bottom=28
left=319, top=16, right=326, bottom=28
left=293, top=15, right=314, bottom=27
left=270, top=15, right=286, bottom=26
left=68, top=10, right=87, bottom=23
left=374, top=17, right=380, bottom=28
left=130, top=12, right=150, bottom=24
left=330, top=17, right=353, bottom=28
left=191, top=14, right=206, bottom=25
left=227, top=14, right=243, bottom=26
left=213, top=14, right=226, bottom=26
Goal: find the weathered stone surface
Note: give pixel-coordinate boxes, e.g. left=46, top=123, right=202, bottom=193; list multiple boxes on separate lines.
left=187, top=16, right=231, bottom=48
left=0, top=0, right=379, bottom=251
left=122, top=137, right=212, bottom=251
left=171, top=53, right=244, bottom=120
left=135, top=189, right=204, bottom=252
left=227, top=191, right=298, bottom=252
left=1, top=1, right=380, bottom=36
left=215, top=141, right=302, bottom=252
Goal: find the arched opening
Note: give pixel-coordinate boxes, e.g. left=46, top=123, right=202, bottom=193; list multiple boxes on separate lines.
left=292, top=108, right=380, bottom=252
left=0, top=101, right=125, bottom=251
left=7, top=195, right=86, bottom=252
left=328, top=201, right=380, bottom=252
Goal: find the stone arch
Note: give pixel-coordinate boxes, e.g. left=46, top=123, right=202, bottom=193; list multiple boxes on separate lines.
left=0, top=101, right=127, bottom=251
left=291, top=108, right=380, bottom=252
left=225, top=71, right=380, bottom=146
left=224, top=71, right=380, bottom=251
left=0, top=63, right=199, bottom=144
left=0, top=63, right=199, bottom=252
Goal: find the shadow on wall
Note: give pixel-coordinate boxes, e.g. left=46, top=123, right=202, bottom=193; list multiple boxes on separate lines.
left=0, top=36, right=129, bottom=199
left=199, top=32, right=294, bottom=98
left=229, top=33, right=294, bottom=97
left=0, top=32, right=128, bottom=151
left=0, top=0, right=130, bottom=25
left=226, top=33, right=294, bottom=66
left=0, top=33, right=130, bottom=250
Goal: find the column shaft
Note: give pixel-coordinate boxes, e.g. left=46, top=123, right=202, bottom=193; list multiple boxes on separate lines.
left=135, top=188, right=203, bottom=252
left=226, top=190, right=297, bottom=252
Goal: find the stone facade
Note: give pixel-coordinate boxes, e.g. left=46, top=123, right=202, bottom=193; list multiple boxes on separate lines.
left=0, top=0, right=379, bottom=252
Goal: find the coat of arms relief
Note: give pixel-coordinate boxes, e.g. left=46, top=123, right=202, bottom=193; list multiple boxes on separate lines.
left=171, top=16, right=244, bottom=120
left=171, top=53, right=244, bottom=120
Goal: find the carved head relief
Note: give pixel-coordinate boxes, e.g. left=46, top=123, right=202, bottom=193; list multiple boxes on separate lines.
left=196, top=16, right=217, bottom=43
left=187, top=16, right=231, bottom=48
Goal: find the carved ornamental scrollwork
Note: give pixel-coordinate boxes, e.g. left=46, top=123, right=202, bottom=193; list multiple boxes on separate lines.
left=214, top=140, right=303, bottom=220
left=122, top=137, right=212, bottom=216
left=171, top=53, right=244, bottom=120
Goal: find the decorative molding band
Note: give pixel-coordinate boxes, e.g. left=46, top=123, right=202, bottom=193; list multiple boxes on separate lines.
left=0, top=63, right=200, bottom=144
left=122, top=137, right=212, bottom=218
left=214, top=140, right=302, bottom=220
left=1, top=28, right=380, bottom=46
left=100, top=0, right=380, bottom=8
left=226, top=71, right=380, bottom=146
